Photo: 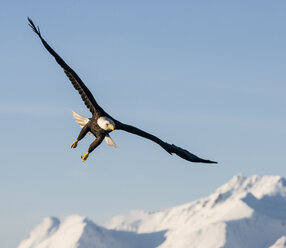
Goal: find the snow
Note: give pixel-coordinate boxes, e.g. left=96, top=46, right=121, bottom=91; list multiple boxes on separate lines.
left=18, top=215, right=165, bottom=248
left=269, top=236, right=286, bottom=248
left=18, top=216, right=85, bottom=248
left=18, top=174, right=286, bottom=248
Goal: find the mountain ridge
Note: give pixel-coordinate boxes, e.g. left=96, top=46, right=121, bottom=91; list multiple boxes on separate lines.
left=18, top=174, right=286, bottom=248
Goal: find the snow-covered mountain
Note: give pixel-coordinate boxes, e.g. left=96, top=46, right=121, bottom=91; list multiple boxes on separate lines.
left=18, top=215, right=165, bottom=248
left=18, top=174, right=286, bottom=248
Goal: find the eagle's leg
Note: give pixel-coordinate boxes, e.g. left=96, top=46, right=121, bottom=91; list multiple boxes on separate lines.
left=70, top=140, right=78, bottom=148
left=81, top=152, right=89, bottom=162
left=71, top=124, right=90, bottom=149
left=81, top=135, right=104, bottom=162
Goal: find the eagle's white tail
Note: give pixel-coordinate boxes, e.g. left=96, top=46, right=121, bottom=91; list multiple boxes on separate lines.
left=105, top=134, right=118, bottom=148
left=71, top=110, right=89, bottom=128
left=71, top=110, right=118, bottom=148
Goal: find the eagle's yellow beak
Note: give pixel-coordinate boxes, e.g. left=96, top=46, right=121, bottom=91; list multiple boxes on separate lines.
left=107, top=124, right=115, bottom=131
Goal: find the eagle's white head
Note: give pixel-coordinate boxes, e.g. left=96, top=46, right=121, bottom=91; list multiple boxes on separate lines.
left=97, top=117, right=115, bottom=131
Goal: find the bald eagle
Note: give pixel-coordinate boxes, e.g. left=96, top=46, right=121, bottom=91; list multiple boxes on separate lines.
left=28, top=18, right=217, bottom=164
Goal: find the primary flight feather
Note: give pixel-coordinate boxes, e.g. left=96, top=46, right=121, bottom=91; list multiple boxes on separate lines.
left=28, top=18, right=217, bottom=164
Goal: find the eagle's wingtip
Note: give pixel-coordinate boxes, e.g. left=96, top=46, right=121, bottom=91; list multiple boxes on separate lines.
left=27, top=17, right=41, bottom=35
left=170, top=144, right=217, bottom=164
left=206, top=160, right=218, bottom=164
left=197, top=158, right=218, bottom=164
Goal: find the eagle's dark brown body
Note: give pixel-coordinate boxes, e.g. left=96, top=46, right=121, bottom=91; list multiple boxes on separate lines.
left=77, top=118, right=110, bottom=154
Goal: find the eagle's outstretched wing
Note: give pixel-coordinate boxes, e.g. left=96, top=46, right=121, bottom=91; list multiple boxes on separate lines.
left=114, top=120, right=217, bottom=164
left=28, top=18, right=107, bottom=117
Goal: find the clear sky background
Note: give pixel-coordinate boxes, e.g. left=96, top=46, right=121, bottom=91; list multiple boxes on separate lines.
left=1, top=1, right=286, bottom=247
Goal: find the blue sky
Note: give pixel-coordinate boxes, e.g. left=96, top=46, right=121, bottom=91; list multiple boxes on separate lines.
left=1, top=1, right=286, bottom=247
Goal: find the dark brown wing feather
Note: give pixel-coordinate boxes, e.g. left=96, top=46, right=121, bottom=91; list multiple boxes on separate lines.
left=28, top=18, right=107, bottom=117
left=114, top=120, right=217, bottom=164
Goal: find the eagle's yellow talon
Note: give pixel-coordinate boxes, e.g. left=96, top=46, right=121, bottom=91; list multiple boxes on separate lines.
left=70, top=140, right=78, bottom=148
left=81, top=152, right=89, bottom=162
